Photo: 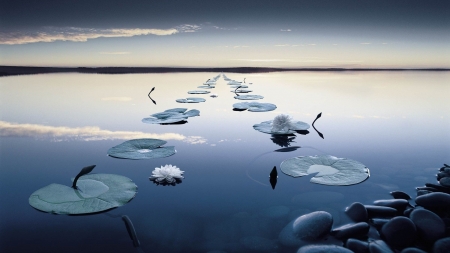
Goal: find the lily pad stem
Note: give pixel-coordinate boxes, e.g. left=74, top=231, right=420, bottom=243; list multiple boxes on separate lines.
left=72, top=165, right=96, bottom=189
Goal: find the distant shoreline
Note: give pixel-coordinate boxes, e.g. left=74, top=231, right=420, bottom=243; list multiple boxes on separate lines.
left=1, top=65, right=448, bottom=77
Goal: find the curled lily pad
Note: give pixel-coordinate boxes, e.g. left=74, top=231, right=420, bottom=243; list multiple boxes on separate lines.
left=233, top=102, right=277, bottom=112
left=234, top=95, right=264, bottom=100
left=231, top=89, right=253, bottom=93
left=142, top=108, right=200, bottom=124
left=107, top=138, right=176, bottom=159
left=176, top=97, right=206, bottom=103
left=253, top=115, right=310, bottom=135
left=188, top=90, right=210, bottom=94
left=197, top=85, right=215, bottom=89
left=29, top=167, right=137, bottom=214
left=280, top=155, right=370, bottom=186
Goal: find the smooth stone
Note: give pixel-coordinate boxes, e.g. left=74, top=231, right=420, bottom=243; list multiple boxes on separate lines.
left=440, top=177, right=450, bottom=187
left=410, top=209, right=446, bottom=243
left=381, top=217, right=417, bottom=249
left=403, top=208, right=414, bottom=217
left=369, top=218, right=390, bottom=230
left=432, top=237, right=450, bottom=253
left=415, top=192, right=450, bottom=209
left=331, top=222, right=370, bottom=240
left=364, top=205, right=398, bottom=217
left=373, top=199, right=409, bottom=210
left=390, top=191, right=412, bottom=200
left=417, top=190, right=433, bottom=196
left=400, top=247, right=428, bottom=253
left=425, top=183, right=450, bottom=194
left=345, top=202, right=368, bottom=222
left=437, top=172, right=450, bottom=181
left=293, top=211, right=333, bottom=239
left=369, top=240, right=394, bottom=253
left=346, top=238, right=369, bottom=253
left=297, top=245, right=353, bottom=253
left=240, top=236, right=278, bottom=252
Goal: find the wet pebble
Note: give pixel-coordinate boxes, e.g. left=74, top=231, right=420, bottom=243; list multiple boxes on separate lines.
left=345, top=238, right=369, bottom=253
left=415, top=192, right=450, bottom=209
left=400, top=247, right=428, bottom=253
left=432, top=237, right=450, bottom=253
left=439, top=177, right=450, bottom=187
left=381, top=216, right=417, bottom=249
left=364, top=205, right=398, bottom=218
left=373, top=199, right=409, bottom=210
left=390, top=191, right=412, bottom=200
left=369, top=240, right=394, bottom=253
left=297, top=245, right=353, bottom=253
left=410, top=208, right=446, bottom=244
left=345, top=202, right=368, bottom=222
left=331, top=222, right=370, bottom=240
left=369, top=218, right=390, bottom=230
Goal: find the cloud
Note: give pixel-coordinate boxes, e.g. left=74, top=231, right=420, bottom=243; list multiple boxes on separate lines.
left=99, top=52, right=131, bottom=55
left=280, top=29, right=291, bottom=32
left=274, top=44, right=290, bottom=47
left=360, top=43, right=371, bottom=45
left=0, top=26, right=183, bottom=45
left=101, top=97, right=133, bottom=102
left=176, top=24, right=202, bottom=33
left=0, top=121, right=205, bottom=142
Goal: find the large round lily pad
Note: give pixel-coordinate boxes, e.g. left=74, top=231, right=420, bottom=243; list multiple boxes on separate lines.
left=142, top=108, right=200, bottom=124
left=254, top=120, right=310, bottom=135
left=29, top=173, right=137, bottom=214
left=234, top=95, right=264, bottom=100
left=107, top=138, right=176, bottom=159
left=280, top=155, right=370, bottom=185
left=188, top=90, right=210, bottom=94
left=233, top=102, right=277, bottom=112
left=176, top=97, right=206, bottom=103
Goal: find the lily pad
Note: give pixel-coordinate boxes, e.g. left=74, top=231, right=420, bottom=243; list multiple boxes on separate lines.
left=197, top=85, right=215, bottom=89
left=142, top=108, right=200, bottom=124
left=188, top=90, right=210, bottom=94
left=234, top=95, right=264, bottom=100
left=280, top=155, right=370, bottom=186
left=231, top=89, right=253, bottom=93
left=29, top=169, right=137, bottom=214
left=233, top=102, right=277, bottom=112
left=107, top=138, right=176, bottom=159
left=176, top=97, right=206, bottom=103
left=254, top=120, right=310, bottom=135
left=229, top=84, right=248, bottom=88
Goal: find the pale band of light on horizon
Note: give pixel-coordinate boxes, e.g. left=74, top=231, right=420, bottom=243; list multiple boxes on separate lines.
left=0, top=120, right=206, bottom=144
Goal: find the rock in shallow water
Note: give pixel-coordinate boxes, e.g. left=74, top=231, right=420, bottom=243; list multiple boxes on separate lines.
left=345, top=238, right=369, bottom=253
left=439, top=177, right=450, bottom=187
left=345, top=202, right=368, bottom=222
left=432, top=237, right=450, bottom=253
left=364, top=205, right=398, bottom=217
left=400, top=247, right=428, bottom=253
left=415, top=192, right=450, bottom=209
left=331, top=222, right=370, bottom=240
left=369, top=240, right=394, bottom=253
left=390, top=191, right=412, bottom=200
left=410, top=208, right=446, bottom=244
left=297, top=245, right=353, bottom=253
left=373, top=199, right=409, bottom=211
left=381, top=216, right=417, bottom=250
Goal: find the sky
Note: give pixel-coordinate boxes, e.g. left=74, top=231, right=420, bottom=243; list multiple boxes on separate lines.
left=0, top=0, right=449, bottom=68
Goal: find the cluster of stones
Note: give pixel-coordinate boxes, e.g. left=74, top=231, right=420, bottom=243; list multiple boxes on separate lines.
left=276, top=165, right=450, bottom=253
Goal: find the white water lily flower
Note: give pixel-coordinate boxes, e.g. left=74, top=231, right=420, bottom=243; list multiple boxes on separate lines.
left=271, top=114, right=294, bottom=133
left=150, top=164, right=184, bottom=184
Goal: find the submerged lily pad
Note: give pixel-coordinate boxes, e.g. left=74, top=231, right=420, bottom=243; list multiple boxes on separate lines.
left=142, top=108, right=200, bottom=124
left=29, top=172, right=137, bottom=214
left=280, top=155, right=370, bottom=186
left=234, top=95, right=264, bottom=100
left=253, top=120, right=310, bottom=135
left=176, top=97, right=206, bottom=103
left=107, top=138, right=176, bottom=159
left=188, top=90, right=210, bottom=94
left=233, top=102, right=277, bottom=112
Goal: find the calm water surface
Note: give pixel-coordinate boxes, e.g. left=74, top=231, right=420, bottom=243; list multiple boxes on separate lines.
left=1, top=72, right=449, bottom=252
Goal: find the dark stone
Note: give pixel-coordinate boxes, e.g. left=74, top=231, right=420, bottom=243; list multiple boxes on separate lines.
left=345, top=202, right=368, bottom=222
left=345, top=238, right=369, bottom=253
left=424, top=183, right=450, bottom=194
left=432, top=237, right=450, bottom=253
left=364, top=205, right=398, bottom=218
left=331, top=222, right=370, bottom=240
left=297, top=245, right=353, bottom=253
left=437, top=172, right=450, bottom=181
left=440, top=177, right=450, bottom=188
left=373, top=199, right=409, bottom=210
left=400, top=247, right=428, bottom=253
left=417, top=190, right=433, bottom=196
left=369, top=240, right=394, bottom=253
left=403, top=208, right=414, bottom=217
left=369, top=218, right=390, bottom=230
left=390, top=191, right=412, bottom=200
left=381, top=216, right=417, bottom=249
left=415, top=192, right=450, bottom=209
left=410, top=209, right=446, bottom=244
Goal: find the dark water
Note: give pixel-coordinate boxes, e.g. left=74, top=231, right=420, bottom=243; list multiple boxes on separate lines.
left=1, top=72, right=449, bottom=252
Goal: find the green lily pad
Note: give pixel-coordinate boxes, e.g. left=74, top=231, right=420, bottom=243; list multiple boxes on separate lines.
left=142, top=108, right=200, bottom=124
left=233, top=102, right=277, bottom=112
left=176, top=97, right=206, bottom=103
left=280, top=155, right=370, bottom=186
left=107, top=138, right=176, bottom=159
left=234, top=95, right=264, bottom=100
left=253, top=120, right=310, bottom=135
left=29, top=173, right=137, bottom=214
left=188, top=90, right=210, bottom=94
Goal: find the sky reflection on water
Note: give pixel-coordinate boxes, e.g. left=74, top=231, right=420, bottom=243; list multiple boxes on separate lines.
left=0, top=72, right=449, bottom=252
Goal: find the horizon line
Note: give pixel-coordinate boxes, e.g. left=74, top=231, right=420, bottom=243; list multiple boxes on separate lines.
left=1, top=65, right=449, bottom=77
